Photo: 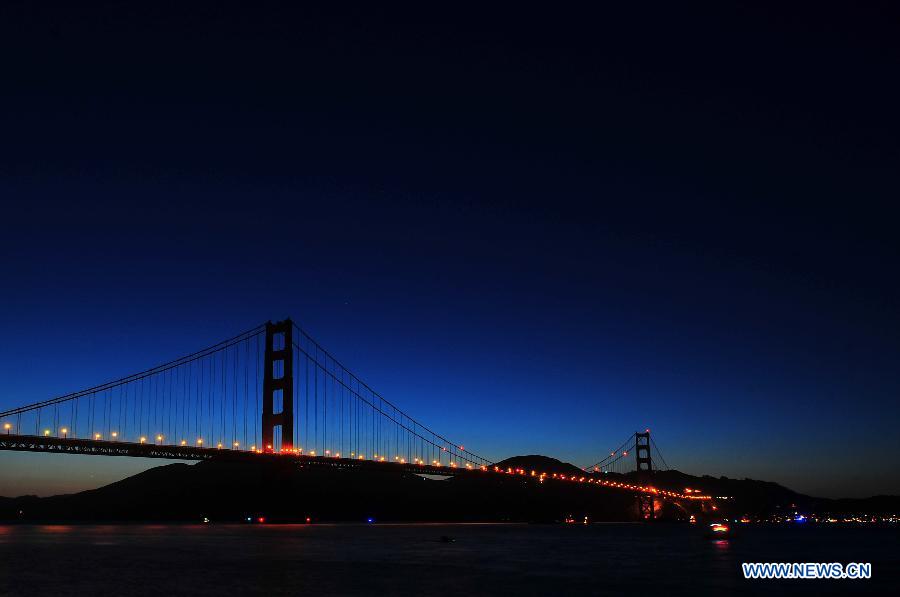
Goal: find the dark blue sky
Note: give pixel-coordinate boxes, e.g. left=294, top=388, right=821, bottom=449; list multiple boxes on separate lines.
left=1, top=2, right=899, bottom=498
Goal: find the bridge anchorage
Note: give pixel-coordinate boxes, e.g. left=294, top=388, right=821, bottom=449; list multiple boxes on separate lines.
left=0, top=317, right=711, bottom=509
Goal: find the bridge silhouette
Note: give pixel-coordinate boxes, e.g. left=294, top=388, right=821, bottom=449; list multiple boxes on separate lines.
left=0, top=319, right=709, bottom=516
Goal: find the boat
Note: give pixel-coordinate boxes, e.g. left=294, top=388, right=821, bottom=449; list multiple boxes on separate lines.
left=705, top=521, right=732, bottom=538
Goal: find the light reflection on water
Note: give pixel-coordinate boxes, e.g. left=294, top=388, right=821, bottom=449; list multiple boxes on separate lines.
left=0, top=523, right=894, bottom=596
left=39, top=524, right=74, bottom=533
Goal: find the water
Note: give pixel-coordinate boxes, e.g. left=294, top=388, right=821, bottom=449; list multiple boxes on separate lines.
left=0, top=523, right=896, bottom=595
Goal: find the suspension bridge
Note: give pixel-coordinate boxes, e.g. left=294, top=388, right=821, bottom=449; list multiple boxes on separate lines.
left=0, top=319, right=710, bottom=517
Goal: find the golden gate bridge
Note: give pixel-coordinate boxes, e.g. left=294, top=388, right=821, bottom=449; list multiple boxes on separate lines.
left=0, top=319, right=710, bottom=516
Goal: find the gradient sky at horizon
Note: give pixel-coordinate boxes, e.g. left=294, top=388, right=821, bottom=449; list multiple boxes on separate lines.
left=1, top=2, right=899, bottom=499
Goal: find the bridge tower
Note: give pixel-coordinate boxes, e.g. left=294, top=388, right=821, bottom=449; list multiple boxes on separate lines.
left=262, top=319, right=294, bottom=452
left=635, top=431, right=654, bottom=519
left=635, top=431, right=652, bottom=473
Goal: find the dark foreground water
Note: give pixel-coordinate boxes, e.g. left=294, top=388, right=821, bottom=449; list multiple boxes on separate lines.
left=0, top=523, right=897, bottom=596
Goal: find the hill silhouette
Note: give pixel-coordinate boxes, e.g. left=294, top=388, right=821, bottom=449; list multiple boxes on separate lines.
left=0, top=459, right=635, bottom=523
left=1, top=456, right=896, bottom=523
left=494, top=455, right=586, bottom=476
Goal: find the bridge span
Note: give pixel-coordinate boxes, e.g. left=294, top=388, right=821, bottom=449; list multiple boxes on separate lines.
left=0, top=318, right=711, bottom=511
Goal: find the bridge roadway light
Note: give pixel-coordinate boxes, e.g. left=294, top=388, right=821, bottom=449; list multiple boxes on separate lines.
left=157, top=435, right=163, bottom=444
left=3, top=422, right=11, bottom=434
left=94, top=433, right=102, bottom=440
left=60, top=428, right=68, bottom=438
left=140, top=437, right=146, bottom=444
left=43, top=429, right=50, bottom=437
left=111, top=431, right=118, bottom=440
left=233, top=442, right=240, bottom=449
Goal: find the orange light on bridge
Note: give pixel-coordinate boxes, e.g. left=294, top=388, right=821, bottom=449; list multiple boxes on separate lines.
left=94, top=433, right=102, bottom=440
left=43, top=429, right=50, bottom=436
left=3, top=422, right=11, bottom=434
left=181, top=440, right=187, bottom=446
left=233, top=442, right=240, bottom=448
left=157, top=435, right=163, bottom=443
left=60, top=428, right=68, bottom=438
left=217, top=442, right=223, bottom=449
left=111, top=431, right=118, bottom=439
left=197, top=438, right=203, bottom=446
left=140, top=437, right=147, bottom=444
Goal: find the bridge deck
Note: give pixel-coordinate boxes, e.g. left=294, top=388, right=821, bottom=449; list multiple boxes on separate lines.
left=0, top=434, right=709, bottom=500
left=0, top=434, right=487, bottom=477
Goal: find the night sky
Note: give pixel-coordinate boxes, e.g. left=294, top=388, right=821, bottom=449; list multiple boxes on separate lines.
left=1, top=2, right=899, bottom=499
